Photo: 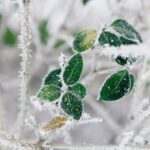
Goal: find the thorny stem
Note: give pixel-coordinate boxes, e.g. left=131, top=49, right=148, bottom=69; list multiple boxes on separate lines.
left=17, top=0, right=32, bottom=138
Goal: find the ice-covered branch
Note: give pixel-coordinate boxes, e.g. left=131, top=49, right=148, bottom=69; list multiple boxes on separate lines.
left=0, top=132, right=34, bottom=150
left=17, top=0, right=32, bottom=138
left=44, top=143, right=150, bottom=150
left=99, top=43, right=150, bottom=58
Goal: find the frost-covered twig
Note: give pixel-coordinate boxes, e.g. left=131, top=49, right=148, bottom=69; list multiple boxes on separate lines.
left=86, top=96, right=122, bottom=134
left=129, top=58, right=147, bottom=114
left=119, top=131, right=134, bottom=150
left=17, top=0, right=32, bottom=138
left=100, top=43, right=150, bottom=58
left=0, top=132, right=34, bottom=150
left=118, top=98, right=150, bottom=147
left=44, top=143, right=150, bottom=150
left=82, top=68, right=118, bottom=85
left=0, top=88, right=5, bottom=132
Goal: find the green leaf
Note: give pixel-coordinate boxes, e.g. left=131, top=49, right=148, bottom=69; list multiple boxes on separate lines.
left=53, top=39, right=65, bottom=49
left=128, top=74, right=135, bottom=93
left=61, top=92, right=83, bottom=120
left=38, top=19, right=50, bottom=45
left=111, top=19, right=142, bottom=43
left=44, top=68, right=62, bottom=87
left=98, top=31, right=121, bottom=47
left=119, top=36, right=137, bottom=45
left=3, top=27, right=17, bottom=46
left=114, top=55, right=136, bottom=66
left=99, top=69, right=131, bottom=101
left=98, top=31, right=139, bottom=66
left=68, top=83, right=86, bottom=100
left=73, top=29, right=97, bottom=52
left=115, top=36, right=138, bottom=65
left=99, top=19, right=142, bottom=66
left=63, top=53, right=83, bottom=85
left=82, top=0, right=90, bottom=5
left=38, top=85, right=61, bottom=102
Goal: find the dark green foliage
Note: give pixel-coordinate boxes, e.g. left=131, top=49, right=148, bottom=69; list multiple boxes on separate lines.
left=73, top=29, right=97, bottom=52
left=61, top=92, right=83, bottom=120
left=114, top=55, right=136, bottom=66
left=37, top=54, right=86, bottom=119
left=99, top=70, right=133, bottom=101
left=68, top=83, right=86, bottom=100
left=63, top=53, right=83, bottom=85
left=44, top=68, right=62, bottom=87
left=82, top=0, right=90, bottom=5
left=36, top=18, right=140, bottom=119
left=98, top=19, right=142, bottom=66
left=38, top=68, right=61, bottom=102
left=38, top=19, right=49, bottom=45
left=119, top=36, right=137, bottom=45
left=38, top=85, right=61, bottom=102
left=3, top=27, right=17, bottom=46
left=111, top=19, right=142, bottom=43
left=98, top=31, right=121, bottom=47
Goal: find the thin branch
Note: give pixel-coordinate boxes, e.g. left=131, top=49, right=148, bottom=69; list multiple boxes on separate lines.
left=45, top=143, right=150, bottom=150
left=86, top=96, right=122, bottom=134
left=82, top=68, right=118, bottom=85
left=100, top=43, right=150, bottom=58
left=17, top=0, right=32, bottom=138
left=0, top=132, right=35, bottom=150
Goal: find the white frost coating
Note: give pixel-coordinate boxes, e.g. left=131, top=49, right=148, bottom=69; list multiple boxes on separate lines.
left=133, top=136, right=145, bottom=145
left=0, top=132, right=33, bottom=150
left=74, top=113, right=103, bottom=126
left=128, top=98, right=150, bottom=129
left=119, top=131, right=134, bottom=150
left=99, top=43, right=150, bottom=58
left=35, top=113, right=102, bottom=143
left=44, top=143, right=150, bottom=150
left=30, top=97, right=61, bottom=117
left=58, top=53, right=68, bottom=96
left=17, top=0, right=32, bottom=138
left=24, top=115, right=37, bottom=131
left=132, top=98, right=149, bottom=118
left=139, top=126, right=150, bottom=137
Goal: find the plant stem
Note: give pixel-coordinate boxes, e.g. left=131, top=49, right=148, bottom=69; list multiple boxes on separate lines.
left=0, top=132, right=149, bottom=150
left=45, top=143, right=150, bottom=150
left=17, top=0, right=31, bottom=138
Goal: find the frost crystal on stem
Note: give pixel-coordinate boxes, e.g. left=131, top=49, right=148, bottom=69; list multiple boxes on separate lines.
left=17, top=0, right=32, bottom=138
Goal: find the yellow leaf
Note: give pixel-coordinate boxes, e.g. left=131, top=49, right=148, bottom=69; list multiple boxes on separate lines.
left=42, top=116, right=68, bottom=131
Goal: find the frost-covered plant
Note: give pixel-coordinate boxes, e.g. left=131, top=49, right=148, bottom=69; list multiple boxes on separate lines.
left=1, top=0, right=150, bottom=150
left=37, top=19, right=142, bottom=121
